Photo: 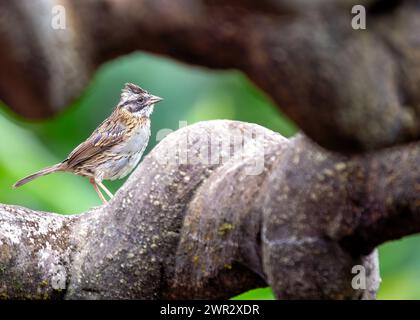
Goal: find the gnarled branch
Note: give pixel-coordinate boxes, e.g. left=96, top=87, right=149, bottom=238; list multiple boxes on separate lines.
left=1, top=120, right=418, bottom=299
left=0, top=0, right=419, bottom=151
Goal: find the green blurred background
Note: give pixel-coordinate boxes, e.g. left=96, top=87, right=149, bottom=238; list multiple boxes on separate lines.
left=0, top=53, right=419, bottom=299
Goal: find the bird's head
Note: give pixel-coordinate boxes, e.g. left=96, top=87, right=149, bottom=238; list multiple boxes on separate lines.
left=118, top=83, right=163, bottom=117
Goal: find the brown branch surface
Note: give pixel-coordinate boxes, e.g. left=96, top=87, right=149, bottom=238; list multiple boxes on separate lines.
left=0, top=0, right=419, bottom=151
left=1, top=120, right=418, bottom=299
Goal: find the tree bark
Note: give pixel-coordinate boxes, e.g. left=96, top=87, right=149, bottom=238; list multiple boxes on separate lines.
left=1, top=0, right=419, bottom=151
left=1, top=120, right=418, bottom=299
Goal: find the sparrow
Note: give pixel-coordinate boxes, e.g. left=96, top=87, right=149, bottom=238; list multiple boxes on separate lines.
left=13, top=83, right=162, bottom=203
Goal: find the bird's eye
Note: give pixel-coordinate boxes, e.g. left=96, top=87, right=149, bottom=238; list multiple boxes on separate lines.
left=137, top=97, right=144, bottom=103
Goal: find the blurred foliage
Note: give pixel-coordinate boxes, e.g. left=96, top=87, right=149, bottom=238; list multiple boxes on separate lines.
left=0, top=53, right=419, bottom=299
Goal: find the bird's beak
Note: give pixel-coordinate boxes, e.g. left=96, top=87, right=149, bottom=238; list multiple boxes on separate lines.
left=149, top=95, right=163, bottom=105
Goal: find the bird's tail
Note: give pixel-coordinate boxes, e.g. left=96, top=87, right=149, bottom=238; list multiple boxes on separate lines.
left=13, top=163, right=64, bottom=188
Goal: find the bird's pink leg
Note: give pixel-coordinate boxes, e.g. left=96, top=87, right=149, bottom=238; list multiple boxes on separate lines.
left=98, top=181, right=114, bottom=199
left=89, top=178, right=107, bottom=204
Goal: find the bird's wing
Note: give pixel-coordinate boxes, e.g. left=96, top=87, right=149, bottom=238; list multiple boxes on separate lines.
left=66, top=119, right=127, bottom=167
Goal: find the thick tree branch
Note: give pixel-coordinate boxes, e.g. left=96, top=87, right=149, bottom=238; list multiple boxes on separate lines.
left=1, top=0, right=419, bottom=151
left=1, top=120, right=418, bottom=299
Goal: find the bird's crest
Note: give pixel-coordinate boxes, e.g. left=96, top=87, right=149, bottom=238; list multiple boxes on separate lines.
left=123, top=83, right=147, bottom=95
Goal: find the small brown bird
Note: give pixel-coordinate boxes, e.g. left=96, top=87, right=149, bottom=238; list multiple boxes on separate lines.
left=14, top=83, right=162, bottom=203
